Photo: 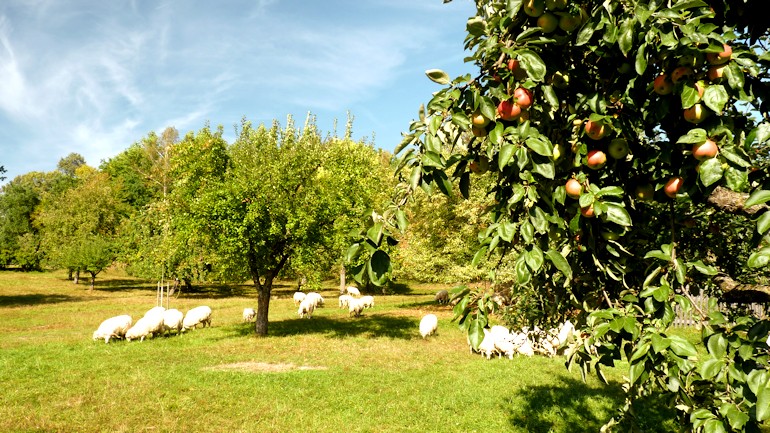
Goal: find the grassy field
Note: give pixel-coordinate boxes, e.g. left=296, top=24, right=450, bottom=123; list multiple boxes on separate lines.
left=0, top=269, right=677, bottom=433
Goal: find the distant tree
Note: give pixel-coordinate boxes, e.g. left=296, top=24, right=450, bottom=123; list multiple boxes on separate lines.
left=0, top=171, right=74, bottom=269
left=0, top=165, right=6, bottom=181
left=37, top=167, right=128, bottom=289
left=57, top=153, right=86, bottom=177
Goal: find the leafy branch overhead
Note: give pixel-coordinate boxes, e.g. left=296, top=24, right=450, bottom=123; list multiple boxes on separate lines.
left=364, top=0, right=770, bottom=431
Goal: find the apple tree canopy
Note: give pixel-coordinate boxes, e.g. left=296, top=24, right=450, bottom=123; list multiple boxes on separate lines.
left=350, top=0, right=770, bottom=430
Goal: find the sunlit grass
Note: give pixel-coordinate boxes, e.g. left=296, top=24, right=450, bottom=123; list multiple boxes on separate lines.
left=0, top=269, right=679, bottom=432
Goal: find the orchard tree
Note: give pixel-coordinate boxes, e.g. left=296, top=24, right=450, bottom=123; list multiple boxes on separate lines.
left=193, top=116, right=388, bottom=335
left=351, top=0, right=770, bottom=430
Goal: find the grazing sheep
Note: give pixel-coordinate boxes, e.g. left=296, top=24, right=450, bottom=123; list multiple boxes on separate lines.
left=338, top=294, right=353, bottom=309
left=360, top=295, right=375, bottom=309
left=162, top=309, right=184, bottom=336
left=557, top=320, right=575, bottom=347
left=125, top=313, right=164, bottom=342
left=346, top=286, right=361, bottom=297
left=92, top=315, right=133, bottom=343
left=494, top=337, right=516, bottom=360
left=419, top=314, right=438, bottom=339
left=434, top=290, right=449, bottom=305
left=516, top=338, right=535, bottom=357
left=182, top=306, right=212, bottom=331
left=293, top=292, right=306, bottom=306
left=305, top=292, right=324, bottom=308
left=242, top=308, right=256, bottom=322
left=348, top=298, right=365, bottom=317
left=298, top=297, right=316, bottom=319
left=478, top=328, right=497, bottom=359
left=144, top=306, right=166, bottom=318
left=490, top=325, right=511, bottom=342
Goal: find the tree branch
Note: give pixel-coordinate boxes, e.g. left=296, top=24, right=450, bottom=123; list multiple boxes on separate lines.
left=714, top=274, right=770, bottom=303
left=707, top=186, right=768, bottom=216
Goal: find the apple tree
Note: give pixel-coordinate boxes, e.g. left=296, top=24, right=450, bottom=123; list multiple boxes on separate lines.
left=351, top=0, right=770, bottom=430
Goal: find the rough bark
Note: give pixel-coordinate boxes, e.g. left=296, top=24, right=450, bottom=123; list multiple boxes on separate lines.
left=707, top=186, right=768, bottom=216
left=714, top=274, right=770, bottom=303
left=339, top=264, right=346, bottom=295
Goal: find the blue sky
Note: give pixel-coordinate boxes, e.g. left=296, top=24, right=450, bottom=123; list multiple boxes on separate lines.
left=0, top=0, right=477, bottom=184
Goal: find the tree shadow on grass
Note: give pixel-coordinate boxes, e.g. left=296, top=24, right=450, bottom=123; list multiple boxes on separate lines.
left=224, top=313, right=418, bottom=340
left=0, top=293, right=87, bottom=308
left=505, top=374, right=677, bottom=433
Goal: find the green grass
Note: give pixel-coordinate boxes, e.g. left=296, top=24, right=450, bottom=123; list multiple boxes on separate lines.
left=0, top=269, right=675, bottom=433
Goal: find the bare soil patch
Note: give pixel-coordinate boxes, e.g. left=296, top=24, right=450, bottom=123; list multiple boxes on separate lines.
left=204, top=361, right=327, bottom=373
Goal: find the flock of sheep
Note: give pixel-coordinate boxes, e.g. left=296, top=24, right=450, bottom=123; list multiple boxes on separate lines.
left=93, top=286, right=577, bottom=360
left=92, top=305, right=212, bottom=343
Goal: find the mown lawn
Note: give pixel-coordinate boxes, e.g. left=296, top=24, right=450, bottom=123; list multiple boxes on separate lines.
left=0, top=269, right=677, bottom=433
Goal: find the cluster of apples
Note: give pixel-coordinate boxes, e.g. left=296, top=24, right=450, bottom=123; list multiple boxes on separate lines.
left=522, top=0, right=583, bottom=34
left=652, top=43, right=733, bottom=125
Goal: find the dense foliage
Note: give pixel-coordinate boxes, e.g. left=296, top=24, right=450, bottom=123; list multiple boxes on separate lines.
left=349, top=0, right=770, bottom=430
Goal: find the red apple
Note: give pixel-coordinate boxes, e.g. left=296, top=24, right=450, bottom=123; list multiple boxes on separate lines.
left=653, top=74, right=674, bottom=95
left=671, top=66, right=694, bottom=83
left=708, top=64, right=727, bottom=82
left=692, top=138, right=718, bottom=160
left=497, top=100, right=522, bottom=121
left=664, top=176, right=684, bottom=198
left=565, top=178, right=583, bottom=199
left=580, top=205, right=595, bottom=218
left=472, top=126, right=487, bottom=137
left=584, top=120, right=608, bottom=140
left=683, top=103, right=707, bottom=124
left=513, top=87, right=533, bottom=109
left=706, top=43, right=732, bottom=65
left=608, top=138, right=629, bottom=159
left=586, top=149, right=607, bottom=169
left=537, top=12, right=559, bottom=33
left=507, top=58, right=528, bottom=80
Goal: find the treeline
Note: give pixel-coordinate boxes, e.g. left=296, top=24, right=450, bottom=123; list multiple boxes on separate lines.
left=0, top=116, right=494, bottom=291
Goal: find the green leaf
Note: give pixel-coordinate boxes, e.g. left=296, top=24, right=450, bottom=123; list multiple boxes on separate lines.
left=409, top=165, right=421, bottom=192
left=506, top=0, right=524, bottom=17
left=719, top=403, right=749, bottom=431
left=543, top=85, right=559, bottom=109
left=459, top=171, right=470, bottom=200
left=669, top=335, right=698, bottom=357
left=472, top=246, right=489, bottom=266
left=757, top=211, right=770, bottom=235
left=396, top=209, right=408, bottom=232
left=468, top=317, right=485, bottom=350
left=699, top=358, right=724, bottom=380
left=757, top=384, right=770, bottom=421
left=680, top=83, right=701, bottom=109
left=517, top=50, right=547, bottom=82
left=489, top=121, right=504, bottom=145
left=546, top=249, right=573, bottom=281
left=603, top=203, right=632, bottom=227
left=744, top=189, right=770, bottom=208
left=724, top=62, right=744, bottom=90
left=479, top=96, right=497, bottom=122
left=532, top=157, right=555, bottom=179
left=677, top=128, right=707, bottom=144
left=720, top=147, right=751, bottom=168
left=617, top=18, right=634, bottom=57
left=367, top=250, right=390, bottom=286
left=422, top=151, right=443, bottom=169
left=466, top=16, right=487, bottom=36
left=690, top=260, right=718, bottom=276
left=366, top=222, right=383, bottom=245
left=703, top=419, right=727, bottom=433
left=433, top=169, right=453, bottom=196
left=629, top=360, right=646, bottom=385
left=651, top=334, right=671, bottom=353
left=748, top=248, right=770, bottom=268
left=499, top=220, right=515, bottom=243
left=707, top=333, right=727, bottom=358
left=635, top=42, right=648, bottom=74
left=702, top=85, right=728, bottom=114
left=524, top=245, right=544, bottom=272
left=525, top=136, right=554, bottom=157
left=345, top=243, right=361, bottom=263
left=499, top=144, right=515, bottom=168
left=516, top=256, right=531, bottom=284
left=576, top=19, right=595, bottom=46
left=425, top=69, right=450, bottom=85
left=698, top=158, right=723, bottom=187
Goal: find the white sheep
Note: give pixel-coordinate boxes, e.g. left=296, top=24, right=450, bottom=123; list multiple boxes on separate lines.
left=293, top=292, right=306, bottom=306
left=419, top=314, right=438, bottom=339
left=348, top=297, right=365, bottom=317
left=144, top=306, right=166, bottom=318
left=346, top=286, right=361, bottom=297
left=125, top=313, right=164, bottom=342
left=360, top=295, right=375, bottom=309
left=92, top=315, right=133, bottom=343
left=338, top=294, right=353, bottom=309
left=298, top=297, right=315, bottom=319
left=490, top=325, right=511, bottom=342
left=478, top=328, right=497, bottom=359
left=182, top=306, right=212, bottom=331
left=434, top=290, right=449, bottom=305
left=305, top=292, right=324, bottom=308
left=162, top=309, right=184, bottom=335
left=243, top=308, right=256, bottom=322
left=494, top=338, right=516, bottom=360
left=516, top=338, right=535, bottom=357
left=557, top=320, right=575, bottom=347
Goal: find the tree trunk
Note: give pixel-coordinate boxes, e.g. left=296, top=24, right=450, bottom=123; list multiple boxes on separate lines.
left=89, top=272, right=96, bottom=292
left=73, top=269, right=80, bottom=285
left=715, top=275, right=770, bottom=303
left=67, top=269, right=73, bottom=280
left=254, top=273, right=273, bottom=336
left=339, top=264, right=346, bottom=294
left=707, top=186, right=768, bottom=216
